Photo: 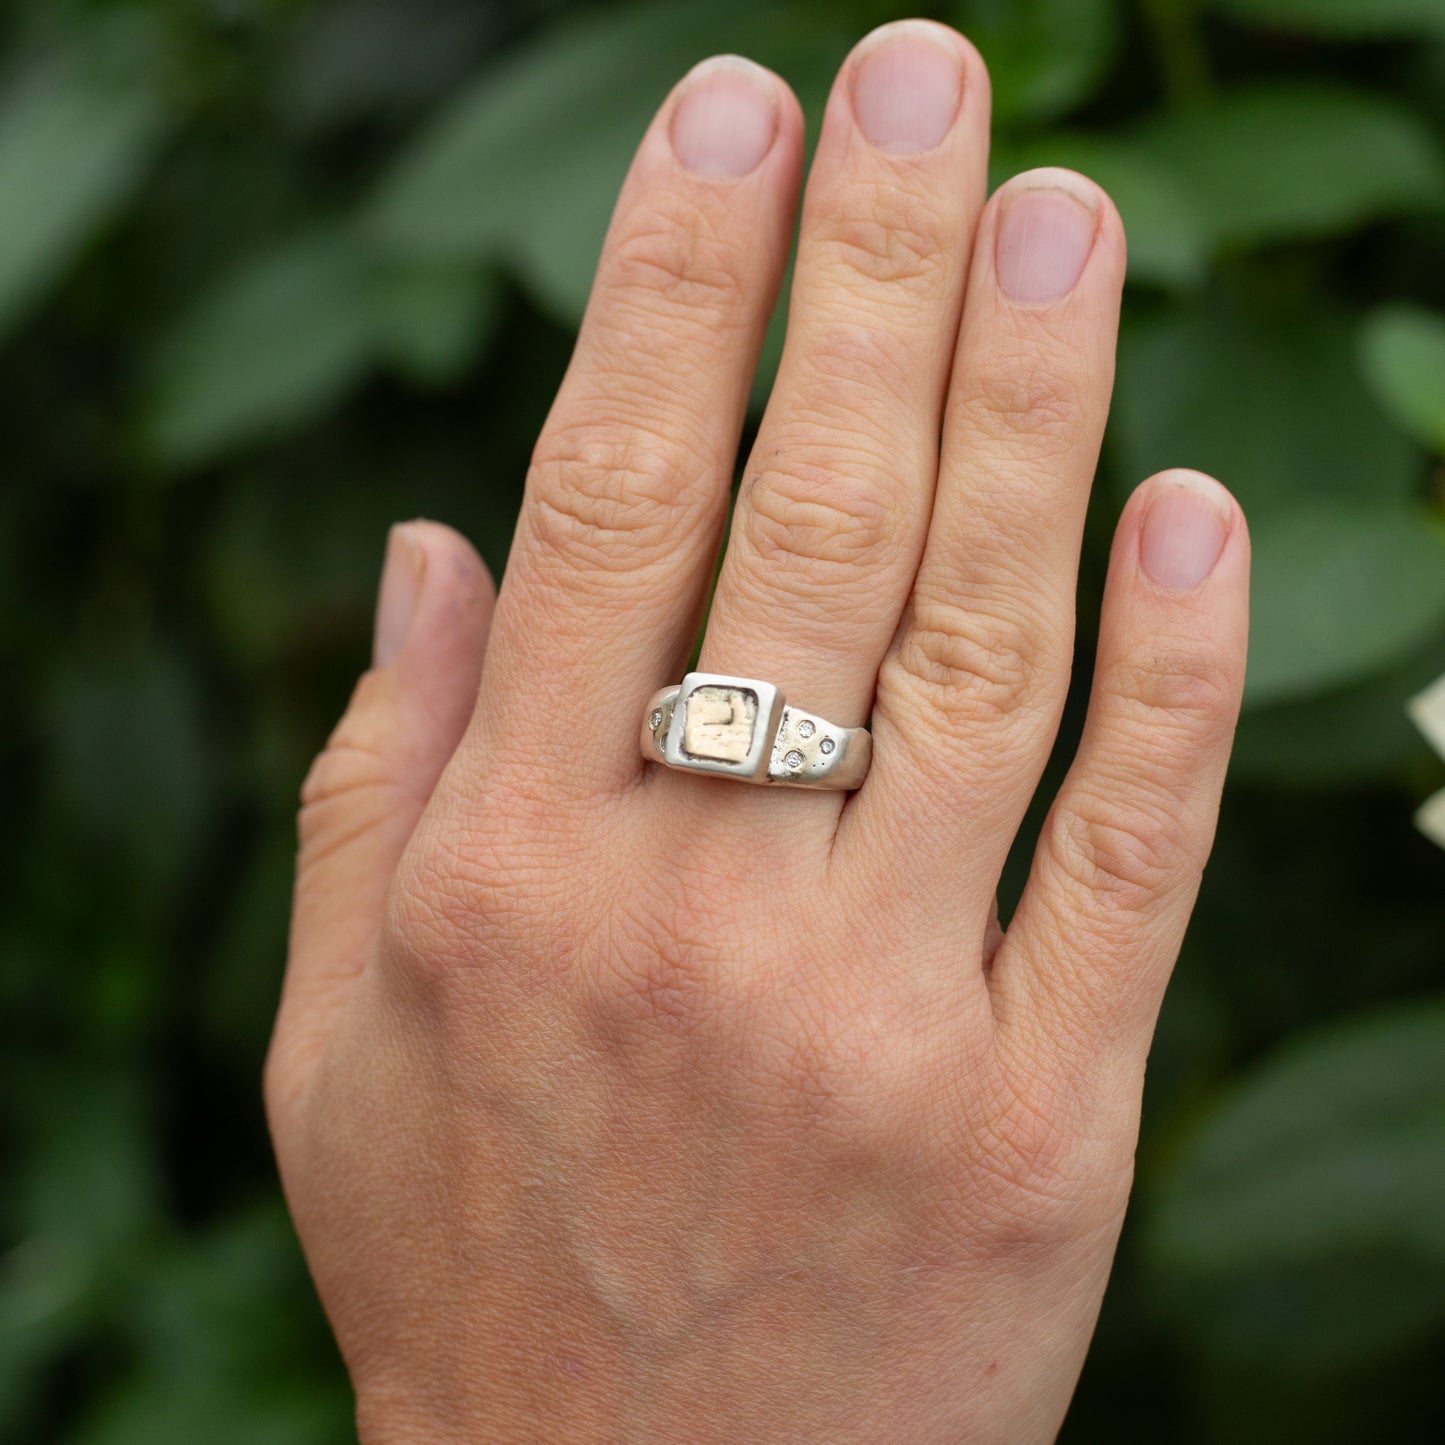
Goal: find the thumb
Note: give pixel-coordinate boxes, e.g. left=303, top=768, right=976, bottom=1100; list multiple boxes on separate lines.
left=267, top=519, right=494, bottom=1113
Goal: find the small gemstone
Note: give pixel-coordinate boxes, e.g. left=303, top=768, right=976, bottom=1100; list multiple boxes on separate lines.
left=796, top=719, right=816, bottom=739
left=649, top=709, right=664, bottom=730
left=819, top=737, right=836, bottom=755
left=784, top=749, right=804, bottom=770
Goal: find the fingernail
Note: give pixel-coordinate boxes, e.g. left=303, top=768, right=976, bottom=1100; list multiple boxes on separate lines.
left=374, top=523, right=425, bottom=667
left=995, top=173, right=1098, bottom=306
left=851, top=22, right=963, bottom=155
left=670, top=56, right=779, bottom=178
left=1140, top=474, right=1232, bottom=591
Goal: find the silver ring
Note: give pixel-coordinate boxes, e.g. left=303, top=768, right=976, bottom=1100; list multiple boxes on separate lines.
left=640, top=672, right=871, bottom=790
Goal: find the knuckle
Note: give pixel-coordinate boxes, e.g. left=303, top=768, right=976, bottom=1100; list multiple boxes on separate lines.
left=887, top=601, right=1043, bottom=731
left=743, top=987, right=940, bottom=1165
left=974, top=1081, right=1076, bottom=1210
left=525, top=425, right=706, bottom=575
left=740, top=457, right=899, bottom=582
left=381, top=849, right=482, bottom=986
left=583, top=888, right=749, bottom=1052
left=1048, top=794, right=1192, bottom=919
left=591, top=932, right=725, bottom=1047
left=817, top=182, right=949, bottom=292
left=947, top=1061, right=1128, bottom=1252
left=299, top=739, right=380, bottom=818
left=1110, top=647, right=1236, bottom=736
left=381, top=813, right=539, bottom=988
left=954, top=347, right=1082, bottom=454
left=604, top=196, right=751, bottom=324
left=377, top=778, right=611, bottom=996
left=296, top=691, right=397, bottom=867
left=787, top=322, right=919, bottom=426
left=749, top=995, right=867, bottom=1129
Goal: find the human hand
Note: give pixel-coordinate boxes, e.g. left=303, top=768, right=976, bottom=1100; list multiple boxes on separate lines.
left=266, top=20, right=1249, bottom=1442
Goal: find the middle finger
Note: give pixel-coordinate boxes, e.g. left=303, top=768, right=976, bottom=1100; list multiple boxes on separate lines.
left=695, top=21, right=990, bottom=740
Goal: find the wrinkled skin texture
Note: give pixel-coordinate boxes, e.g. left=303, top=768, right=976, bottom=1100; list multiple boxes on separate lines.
left=267, top=21, right=1249, bottom=1444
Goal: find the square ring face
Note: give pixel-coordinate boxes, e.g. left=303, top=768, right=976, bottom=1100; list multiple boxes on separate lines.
left=665, top=673, right=782, bottom=778
left=683, top=685, right=756, bottom=762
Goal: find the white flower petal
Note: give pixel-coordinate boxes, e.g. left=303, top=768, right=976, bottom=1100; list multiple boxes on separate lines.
left=1416, top=789, right=1445, bottom=850
left=1408, top=674, right=1445, bottom=759
left=1408, top=674, right=1445, bottom=849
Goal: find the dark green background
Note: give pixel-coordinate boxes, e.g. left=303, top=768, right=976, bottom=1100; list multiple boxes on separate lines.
left=3, top=0, right=1444, bottom=1440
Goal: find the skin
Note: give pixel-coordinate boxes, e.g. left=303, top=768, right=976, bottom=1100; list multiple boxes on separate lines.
left=266, top=21, right=1250, bottom=1444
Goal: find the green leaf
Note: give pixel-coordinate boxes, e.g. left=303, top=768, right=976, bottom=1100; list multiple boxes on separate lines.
left=1246, top=502, right=1445, bottom=707
left=141, top=231, right=374, bottom=469
left=1133, top=84, right=1445, bottom=248
left=70, top=1203, right=353, bottom=1445
left=9, top=1068, right=160, bottom=1250
left=1117, top=300, right=1445, bottom=703
left=42, top=643, right=214, bottom=902
left=1359, top=304, right=1445, bottom=455
left=367, top=0, right=754, bottom=312
left=199, top=455, right=411, bottom=680
left=996, top=134, right=1208, bottom=287
left=0, top=1230, right=95, bottom=1433
left=951, top=0, right=1119, bottom=126
left=366, top=262, right=502, bottom=384
left=0, top=1067, right=162, bottom=1436
left=73, top=1388, right=349, bottom=1445
left=1143, top=1003, right=1445, bottom=1385
left=1214, top=0, right=1445, bottom=38
left=0, top=57, right=168, bottom=341
left=278, top=0, right=498, bottom=134
left=1146, top=999, right=1445, bottom=1270
left=365, top=0, right=854, bottom=325
left=142, top=231, right=504, bottom=467
left=1114, top=298, right=1419, bottom=516
left=200, top=832, right=297, bottom=1065
left=1231, top=637, right=1445, bottom=786
left=1166, top=1254, right=1445, bottom=1406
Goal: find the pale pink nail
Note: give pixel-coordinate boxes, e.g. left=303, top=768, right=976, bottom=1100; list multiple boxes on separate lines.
left=373, top=523, right=425, bottom=668
left=670, top=56, right=779, bottom=178
left=995, top=178, right=1097, bottom=306
left=851, top=22, right=962, bottom=155
left=1140, top=475, right=1232, bottom=591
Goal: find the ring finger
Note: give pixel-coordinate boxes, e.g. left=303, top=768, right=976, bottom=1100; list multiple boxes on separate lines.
left=848, top=166, right=1127, bottom=907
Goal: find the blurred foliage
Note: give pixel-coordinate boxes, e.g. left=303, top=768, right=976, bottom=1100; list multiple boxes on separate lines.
left=1, top=0, right=1443, bottom=1440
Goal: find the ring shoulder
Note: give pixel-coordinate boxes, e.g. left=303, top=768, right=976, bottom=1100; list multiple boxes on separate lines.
left=641, top=687, right=679, bottom=761
left=765, top=707, right=871, bottom=788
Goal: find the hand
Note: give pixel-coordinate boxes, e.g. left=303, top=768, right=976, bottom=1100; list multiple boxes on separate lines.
left=266, top=20, right=1249, bottom=1442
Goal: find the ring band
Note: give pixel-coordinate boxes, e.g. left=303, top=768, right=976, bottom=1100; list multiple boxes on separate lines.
left=641, top=672, right=871, bottom=790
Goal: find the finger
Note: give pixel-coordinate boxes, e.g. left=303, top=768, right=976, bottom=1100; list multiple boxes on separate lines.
left=994, top=470, right=1249, bottom=1056
left=462, top=57, right=803, bottom=798
left=697, top=21, right=989, bottom=736
left=848, top=167, right=1125, bottom=902
left=268, top=521, right=494, bottom=1110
